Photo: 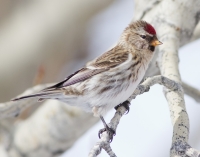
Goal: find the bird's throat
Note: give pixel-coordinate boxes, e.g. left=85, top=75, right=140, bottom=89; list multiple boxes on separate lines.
left=148, top=45, right=155, bottom=52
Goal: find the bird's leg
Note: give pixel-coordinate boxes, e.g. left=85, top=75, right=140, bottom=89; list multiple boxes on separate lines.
left=98, top=101, right=130, bottom=142
left=98, top=115, right=116, bottom=142
left=114, top=100, right=130, bottom=114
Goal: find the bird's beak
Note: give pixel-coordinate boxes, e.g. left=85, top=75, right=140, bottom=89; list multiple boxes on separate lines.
left=150, top=39, right=163, bottom=47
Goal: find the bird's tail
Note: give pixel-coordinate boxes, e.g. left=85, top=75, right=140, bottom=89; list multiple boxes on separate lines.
left=11, top=90, right=62, bottom=101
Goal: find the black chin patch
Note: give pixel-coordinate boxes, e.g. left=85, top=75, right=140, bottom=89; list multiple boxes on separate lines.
left=149, top=46, right=155, bottom=51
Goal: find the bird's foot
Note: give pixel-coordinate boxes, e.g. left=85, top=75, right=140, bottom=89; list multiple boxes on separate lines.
left=114, top=100, right=130, bottom=114
left=98, top=125, right=116, bottom=143
left=99, top=115, right=116, bottom=142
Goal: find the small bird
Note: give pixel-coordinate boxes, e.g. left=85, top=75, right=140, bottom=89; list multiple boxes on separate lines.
left=12, top=20, right=162, bottom=141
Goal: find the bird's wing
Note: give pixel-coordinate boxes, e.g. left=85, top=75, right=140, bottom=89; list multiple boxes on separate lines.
left=42, top=48, right=129, bottom=91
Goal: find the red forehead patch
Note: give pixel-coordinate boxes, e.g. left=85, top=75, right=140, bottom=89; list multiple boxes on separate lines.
left=145, top=23, right=156, bottom=35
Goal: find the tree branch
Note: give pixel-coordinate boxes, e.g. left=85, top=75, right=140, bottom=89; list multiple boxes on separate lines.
left=190, top=21, right=200, bottom=43
left=171, top=140, right=200, bottom=157
left=154, top=1, right=200, bottom=156
left=134, top=0, right=200, bottom=156
left=89, top=75, right=182, bottom=157
left=182, top=82, right=200, bottom=103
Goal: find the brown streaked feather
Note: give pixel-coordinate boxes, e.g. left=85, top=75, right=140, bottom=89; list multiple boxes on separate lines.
left=41, top=68, right=105, bottom=92
left=42, top=46, right=129, bottom=91
left=89, top=47, right=129, bottom=68
left=62, top=68, right=106, bottom=87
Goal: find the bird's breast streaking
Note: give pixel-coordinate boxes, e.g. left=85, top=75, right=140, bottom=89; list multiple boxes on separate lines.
left=59, top=53, right=148, bottom=116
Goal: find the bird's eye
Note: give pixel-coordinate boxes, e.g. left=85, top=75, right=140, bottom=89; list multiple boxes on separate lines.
left=140, top=35, right=146, bottom=39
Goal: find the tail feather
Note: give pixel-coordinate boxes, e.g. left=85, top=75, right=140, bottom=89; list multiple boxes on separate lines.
left=11, top=91, right=61, bottom=101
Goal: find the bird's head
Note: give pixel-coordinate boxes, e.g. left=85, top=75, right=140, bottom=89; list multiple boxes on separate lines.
left=121, top=20, right=162, bottom=52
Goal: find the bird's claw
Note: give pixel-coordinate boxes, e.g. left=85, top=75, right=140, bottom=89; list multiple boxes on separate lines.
left=98, top=126, right=116, bottom=143
left=98, top=128, right=106, bottom=139
left=115, top=100, right=130, bottom=114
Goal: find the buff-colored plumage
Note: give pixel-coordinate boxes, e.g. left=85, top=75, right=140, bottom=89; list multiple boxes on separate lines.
left=12, top=20, right=162, bottom=117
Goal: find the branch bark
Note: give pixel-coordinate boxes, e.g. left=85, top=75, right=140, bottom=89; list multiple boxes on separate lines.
left=153, top=0, right=200, bottom=156
left=134, top=0, right=200, bottom=156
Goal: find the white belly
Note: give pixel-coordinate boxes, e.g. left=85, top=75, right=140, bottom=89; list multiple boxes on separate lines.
left=84, top=61, right=147, bottom=116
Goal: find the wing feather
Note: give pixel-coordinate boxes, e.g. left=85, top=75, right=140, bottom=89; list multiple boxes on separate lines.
left=42, top=47, right=129, bottom=91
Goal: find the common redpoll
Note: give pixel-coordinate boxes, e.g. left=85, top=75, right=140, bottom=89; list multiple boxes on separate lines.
left=12, top=20, right=162, bottom=141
